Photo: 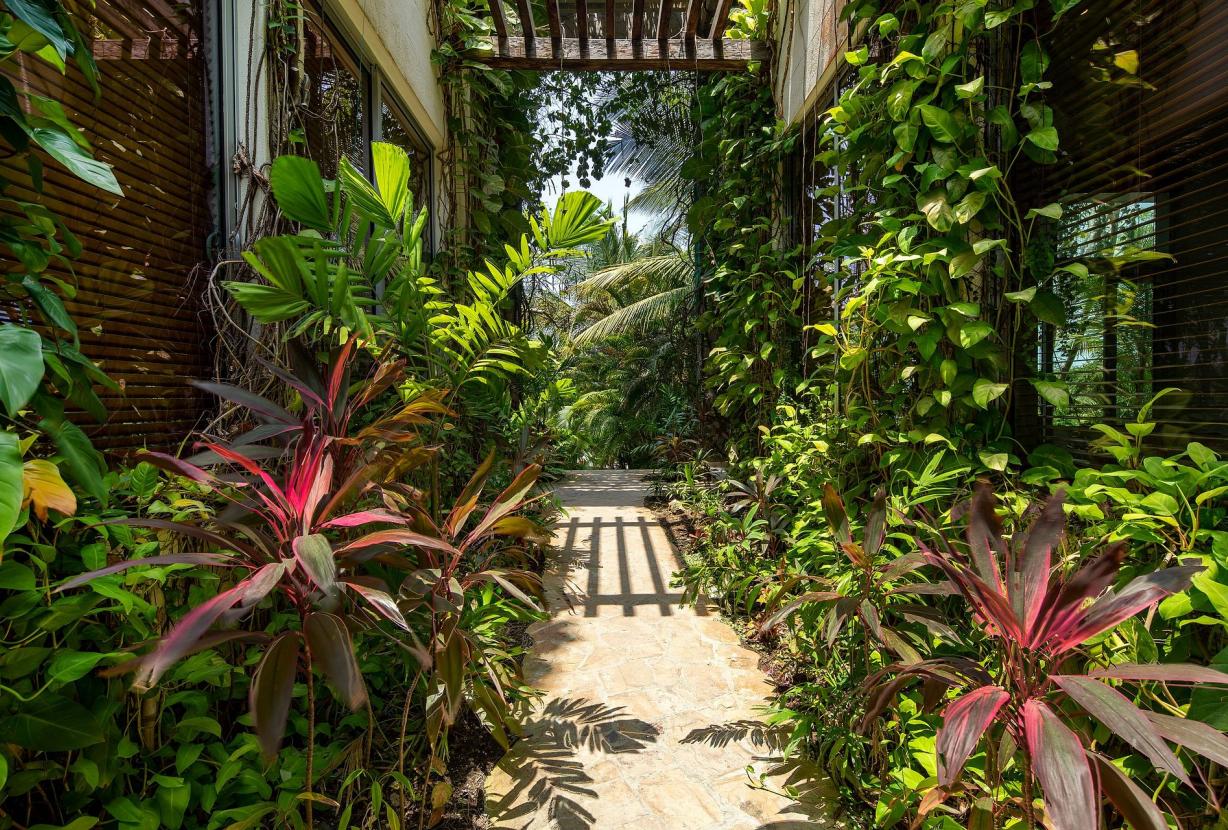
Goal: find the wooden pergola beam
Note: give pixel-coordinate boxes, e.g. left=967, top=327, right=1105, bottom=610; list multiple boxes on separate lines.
left=545, top=0, right=562, bottom=46
left=631, top=0, right=645, bottom=41
left=683, top=0, right=702, bottom=38
left=486, top=0, right=508, bottom=40
left=577, top=0, right=590, bottom=48
left=605, top=0, right=616, bottom=42
left=656, top=0, right=672, bottom=40
left=513, top=0, right=536, bottom=54
left=477, top=35, right=767, bottom=70
left=707, top=0, right=733, bottom=39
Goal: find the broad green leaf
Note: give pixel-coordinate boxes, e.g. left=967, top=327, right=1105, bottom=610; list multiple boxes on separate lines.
left=919, top=105, right=960, bottom=143
left=48, top=650, right=109, bottom=684
left=1026, top=202, right=1063, bottom=220
left=0, top=431, right=22, bottom=542
left=972, top=378, right=1008, bottom=408
left=0, top=695, right=105, bottom=751
left=0, top=559, right=36, bottom=590
left=270, top=155, right=331, bottom=232
left=1029, top=289, right=1066, bottom=326
left=957, top=320, right=993, bottom=348
left=1026, top=126, right=1060, bottom=151
left=0, top=325, right=44, bottom=415
left=954, top=191, right=986, bottom=224
left=1031, top=379, right=1070, bottom=410
left=39, top=416, right=106, bottom=505
left=956, top=76, right=984, bottom=98
left=31, top=128, right=122, bottom=195
left=918, top=191, right=954, bottom=232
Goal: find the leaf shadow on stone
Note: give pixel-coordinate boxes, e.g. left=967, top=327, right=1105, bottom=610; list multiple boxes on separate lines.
left=486, top=696, right=662, bottom=829
left=682, top=719, right=838, bottom=827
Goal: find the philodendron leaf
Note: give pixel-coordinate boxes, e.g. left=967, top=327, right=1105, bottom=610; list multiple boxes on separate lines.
left=0, top=325, right=44, bottom=416
left=1031, top=379, right=1070, bottom=410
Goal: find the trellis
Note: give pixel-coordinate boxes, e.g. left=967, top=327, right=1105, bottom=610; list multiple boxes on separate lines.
left=477, top=0, right=768, bottom=70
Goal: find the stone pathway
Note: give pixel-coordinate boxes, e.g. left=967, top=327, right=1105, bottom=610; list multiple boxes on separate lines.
left=484, top=470, right=836, bottom=830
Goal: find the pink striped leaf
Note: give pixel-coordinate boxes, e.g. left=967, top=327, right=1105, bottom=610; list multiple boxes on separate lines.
left=1052, top=675, right=1189, bottom=784
left=1053, top=565, right=1204, bottom=651
left=1022, top=699, right=1097, bottom=830
left=55, top=552, right=232, bottom=592
left=320, top=509, right=409, bottom=529
left=936, top=685, right=1010, bottom=786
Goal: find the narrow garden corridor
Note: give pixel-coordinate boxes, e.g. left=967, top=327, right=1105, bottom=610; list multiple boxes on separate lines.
left=484, top=470, right=835, bottom=829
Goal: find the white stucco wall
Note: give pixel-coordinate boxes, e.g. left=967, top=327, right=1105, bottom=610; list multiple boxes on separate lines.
left=329, top=0, right=447, bottom=148
left=773, top=0, right=847, bottom=125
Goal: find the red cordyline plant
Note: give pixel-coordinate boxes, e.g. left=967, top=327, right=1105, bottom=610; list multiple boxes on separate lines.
left=864, top=485, right=1228, bottom=830
left=54, top=342, right=543, bottom=766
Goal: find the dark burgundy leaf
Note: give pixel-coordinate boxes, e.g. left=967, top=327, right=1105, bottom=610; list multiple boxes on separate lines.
left=1087, top=663, right=1228, bottom=685
left=1087, top=751, right=1169, bottom=830
left=133, top=451, right=216, bottom=485
left=304, top=612, right=368, bottom=710
left=1052, top=675, right=1189, bottom=784
left=251, top=632, right=301, bottom=761
left=190, top=381, right=295, bottom=424
left=1146, top=711, right=1228, bottom=767
left=1029, top=542, right=1127, bottom=649
left=821, top=484, right=850, bottom=545
left=1022, top=699, right=1097, bottom=830
left=1013, top=491, right=1064, bottom=638
left=965, top=485, right=1005, bottom=591
left=936, top=686, right=1009, bottom=786
left=864, top=489, right=887, bottom=559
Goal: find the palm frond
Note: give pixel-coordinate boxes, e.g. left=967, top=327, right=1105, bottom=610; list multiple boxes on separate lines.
left=575, top=253, right=692, bottom=296
left=572, top=286, right=691, bottom=345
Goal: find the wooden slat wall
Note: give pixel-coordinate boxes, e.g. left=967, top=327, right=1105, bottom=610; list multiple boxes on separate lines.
left=2, top=0, right=213, bottom=451
left=1017, top=0, right=1228, bottom=460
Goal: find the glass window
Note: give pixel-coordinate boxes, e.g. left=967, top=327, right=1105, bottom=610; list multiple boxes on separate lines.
left=294, top=3, right=369, bottom=178
left=378, top=89, right=432, bottom=216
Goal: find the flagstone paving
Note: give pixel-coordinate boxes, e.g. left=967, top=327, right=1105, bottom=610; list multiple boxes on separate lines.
left=485, top=469, right=838, bottom=830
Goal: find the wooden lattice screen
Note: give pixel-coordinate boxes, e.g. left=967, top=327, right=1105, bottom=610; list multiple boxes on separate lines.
left=3, top=0, right=214, bottom=451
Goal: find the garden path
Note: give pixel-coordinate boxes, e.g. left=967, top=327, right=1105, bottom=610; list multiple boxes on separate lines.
left=484, top=469, right=837, bottom=830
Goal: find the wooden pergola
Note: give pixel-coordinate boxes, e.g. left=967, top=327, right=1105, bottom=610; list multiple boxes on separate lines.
left=476, top=0, right=769, bottom=71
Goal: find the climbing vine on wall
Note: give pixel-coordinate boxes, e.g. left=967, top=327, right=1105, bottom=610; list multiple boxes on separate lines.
left=802, top=0, right=1103, bottom=482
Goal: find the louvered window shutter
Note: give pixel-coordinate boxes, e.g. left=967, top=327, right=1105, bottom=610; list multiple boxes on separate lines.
left=1019, top=0, right=1228, bottom=461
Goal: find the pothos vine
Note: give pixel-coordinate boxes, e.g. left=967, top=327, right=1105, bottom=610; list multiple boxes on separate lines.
left=701, top=0, right=1155, bottom=485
